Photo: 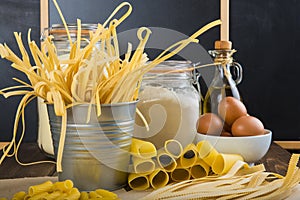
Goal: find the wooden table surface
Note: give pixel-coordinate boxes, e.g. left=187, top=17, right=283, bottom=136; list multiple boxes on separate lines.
left=0, top=142, right=295, bottom=179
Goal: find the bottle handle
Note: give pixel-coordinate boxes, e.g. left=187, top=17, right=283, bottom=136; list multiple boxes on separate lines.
left=230, top=62, right=243, bottom=85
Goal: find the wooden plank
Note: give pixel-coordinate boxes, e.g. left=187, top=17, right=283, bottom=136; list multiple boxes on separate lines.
left=274, top=141, right=300, bottom=150
left=257, top=143, right=293, bottom=176
left=0, top=143, right=56, bottom=179
left=40, top=0, right=49, bottom=32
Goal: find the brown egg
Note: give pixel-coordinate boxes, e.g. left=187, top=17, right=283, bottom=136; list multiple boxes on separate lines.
left=218, top=97, right=247, bottom=126
left=197, top=113, right=223, bottom=135
left=221, top=131, right=232, bottom=137
left=231, top=115, right=265, bottom=136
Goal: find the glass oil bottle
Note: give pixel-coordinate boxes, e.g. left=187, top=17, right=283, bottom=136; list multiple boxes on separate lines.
left=202, top=41, right=243, bottom=114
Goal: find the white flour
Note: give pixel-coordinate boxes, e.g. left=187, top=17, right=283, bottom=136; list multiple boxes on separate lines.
left=134, top=86, right=199, bottom=149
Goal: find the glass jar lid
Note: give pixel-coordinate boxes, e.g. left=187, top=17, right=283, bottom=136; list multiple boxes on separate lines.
left=145, top=60, right=193, bottom=81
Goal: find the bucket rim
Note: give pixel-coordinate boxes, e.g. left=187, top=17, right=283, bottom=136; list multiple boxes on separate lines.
left=45, top=100, right=139, bottom=108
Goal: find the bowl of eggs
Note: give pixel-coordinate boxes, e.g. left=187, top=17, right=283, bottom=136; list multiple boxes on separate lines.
left=195, top=97, right=272, bottom=163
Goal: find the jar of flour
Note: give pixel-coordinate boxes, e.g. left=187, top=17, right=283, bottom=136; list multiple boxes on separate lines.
left=134, top=61, right=200, bottom=149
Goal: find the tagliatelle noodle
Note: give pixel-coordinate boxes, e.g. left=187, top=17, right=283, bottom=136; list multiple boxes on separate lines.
left=141, top=154, right=300, bottom=200
left=0, top=0, right=221, bottom=172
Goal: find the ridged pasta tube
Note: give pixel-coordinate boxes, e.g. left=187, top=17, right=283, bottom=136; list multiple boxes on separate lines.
left=52, top=179, right=73, bottom=192
left=28, top=180, right=53, bottom=196
left=12, top=191, right=26, bottom=200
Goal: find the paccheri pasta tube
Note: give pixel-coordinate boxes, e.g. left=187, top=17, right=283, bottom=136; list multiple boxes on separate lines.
left=130, top=138, right=157, bottom=159
left=212, top=153, right=244, bottom=175
left=170, top=164, right=191, bottom=182
left=177, top=143, right=198, bottom=168
left=132, top=156, right=156, bottom=174
left=149, top=168, right=169, bottom=189
left=128, top=173, right=150, bottom=191
left=190, top=158, right=210, bottom=179
left=157, top=149, right=177, bottom=172
left=164, top=139, right=183, bottom=159
left=1, top=179, right=119, bottom=200
left=0, top=0, right=221, bottom=172
left=196, top=140, right=220, bottom=165
left=128, top=139, right=251, bottom=190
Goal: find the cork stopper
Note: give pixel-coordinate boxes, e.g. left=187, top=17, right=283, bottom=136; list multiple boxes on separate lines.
left=214, top=40, right=232, bottom=50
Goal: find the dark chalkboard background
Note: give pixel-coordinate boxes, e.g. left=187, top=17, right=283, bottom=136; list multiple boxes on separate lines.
left=0, top=0, right=39, bottom=142
left=1, top=0, right=300, bottom=142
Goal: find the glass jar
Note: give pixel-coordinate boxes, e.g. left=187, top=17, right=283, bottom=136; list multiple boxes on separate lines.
left=202, top=49, right=243, bottom=114
left=38, top=24, right=98, bottom=156
left=134, top=61, right=200, bottom=149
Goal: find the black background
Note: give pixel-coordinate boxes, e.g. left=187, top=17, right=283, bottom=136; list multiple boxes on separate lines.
left=0, top=0, right=300, bottom=142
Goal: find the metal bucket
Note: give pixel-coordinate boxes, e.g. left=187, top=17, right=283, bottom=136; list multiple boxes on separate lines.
left=47, top=102, right=137, bottom=191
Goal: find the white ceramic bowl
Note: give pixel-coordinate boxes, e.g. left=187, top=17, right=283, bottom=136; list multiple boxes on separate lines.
left=195, top=130, right=272, bottom=163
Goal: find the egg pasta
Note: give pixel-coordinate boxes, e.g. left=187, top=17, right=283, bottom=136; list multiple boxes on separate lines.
left=0, top=0, right=221, bottom=172
left=2, top=180, right=119, bottom=200
left=141, top=153, right=300, bottom=200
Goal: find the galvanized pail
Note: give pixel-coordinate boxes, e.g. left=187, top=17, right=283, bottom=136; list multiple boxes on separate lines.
left=47, top=102, right=137, bottom=191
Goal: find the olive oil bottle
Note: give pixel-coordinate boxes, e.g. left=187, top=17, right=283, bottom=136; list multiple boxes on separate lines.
left=203, top=41, right=242, bottom=114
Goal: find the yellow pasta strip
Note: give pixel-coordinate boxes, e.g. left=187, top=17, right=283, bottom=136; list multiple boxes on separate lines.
left=52, top=0, right=72, bottom=45
left=103, top=2, right=132, bottom=27
left=76, top=19, right=82, bottom=58
left=56, top=110, right=67, bottom=172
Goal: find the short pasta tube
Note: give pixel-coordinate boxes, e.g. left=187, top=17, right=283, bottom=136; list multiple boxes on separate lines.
left=128, top=173, right=150, bottom=190
left=164, top=139, right=183, bottom=159
left=212, top=153, right=244, bottom=175
left=52, top=179, right=73, bottom=192
left=95, top=189, right=119, bottom=199
left=149, top=168, right=169, bottom=189
left=12, top=191, right=26, bottom=200
left=131, top=138, right=157, bottom=159
left=178, top=143, right=198, bottom=168
left=28, top=181, right=53, bottom=196
left=132, top=156, right=155, bottom=174
left=43, top=191, right=62, bottom=200
left=190, top=158, right=210, bottom=178
left=157, top=149, right=177, bottom=172
left=196, top=140, right=219, bottom=165
left=170, top=162, right=191, bottom=182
